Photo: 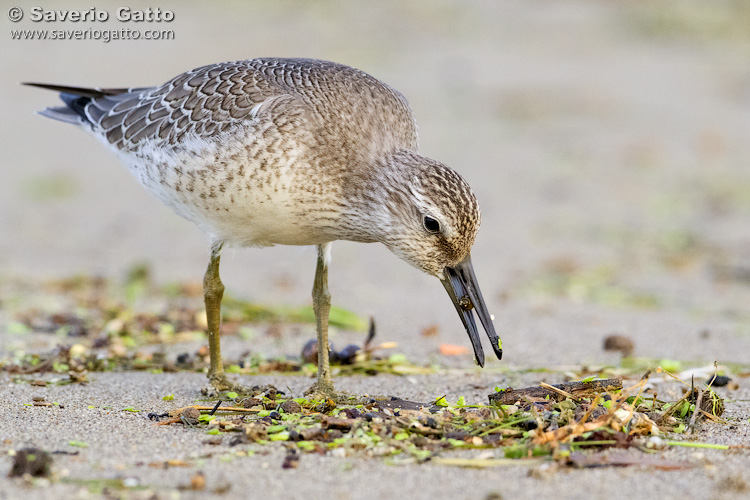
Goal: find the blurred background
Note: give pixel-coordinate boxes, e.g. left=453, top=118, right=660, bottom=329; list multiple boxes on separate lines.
left=2, top=0, right=750, bottom=367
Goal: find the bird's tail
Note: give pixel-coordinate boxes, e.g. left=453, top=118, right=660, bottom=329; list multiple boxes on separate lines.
left=23, top=82, right=132, bottom=126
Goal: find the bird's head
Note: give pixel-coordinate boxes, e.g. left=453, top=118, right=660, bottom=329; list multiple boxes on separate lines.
left=359, top=150, right=503, bottom=366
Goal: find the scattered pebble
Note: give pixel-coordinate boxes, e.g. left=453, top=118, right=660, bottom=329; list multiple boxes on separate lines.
left=282, top=448, right=300, bottom=469
left=645, top=436, right=667, bottom=450
left=603, top=334, right=634, bottom=357
left=122, top=477, right=140, bottom=488
left=189, top=471, right=206, bottom=491
left=8, top=448, right=52, bottom=477
left=240, top=397, right=262, bottom=408
left=180, top=407, right=201, bottom=426
left=280, top=400, right=302, bottom=414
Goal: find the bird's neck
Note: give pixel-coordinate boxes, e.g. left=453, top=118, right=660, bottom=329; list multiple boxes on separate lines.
left=336, top=149, right=422, bottom=243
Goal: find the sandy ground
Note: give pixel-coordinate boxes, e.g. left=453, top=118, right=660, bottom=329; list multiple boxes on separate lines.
left=2, top=0, right=750, bottom=498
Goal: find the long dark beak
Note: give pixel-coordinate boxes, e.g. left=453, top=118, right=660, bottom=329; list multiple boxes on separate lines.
left=440, top=254, right=502, bottom=367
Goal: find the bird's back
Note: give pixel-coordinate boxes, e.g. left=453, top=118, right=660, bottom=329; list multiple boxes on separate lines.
left=40, top=58, right=419, bottom=162
left=30, top=59, right=422, bottom=247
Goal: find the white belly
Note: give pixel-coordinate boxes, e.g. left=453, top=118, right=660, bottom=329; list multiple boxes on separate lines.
left=112, top=128, right=342, bottom=247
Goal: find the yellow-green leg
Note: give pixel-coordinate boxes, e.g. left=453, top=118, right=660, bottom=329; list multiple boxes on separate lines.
left=306, top=243, right=336, bottom=397
left=203, top=242, right=234, bottom=391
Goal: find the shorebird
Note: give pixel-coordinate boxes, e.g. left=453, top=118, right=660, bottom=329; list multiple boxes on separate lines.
left=26, top=58, right=502, bottom=395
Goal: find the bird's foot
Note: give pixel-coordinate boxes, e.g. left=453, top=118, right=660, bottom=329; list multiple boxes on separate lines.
left=201, top=373, right=243, bottom=397
left=304, top=380, right=349, bottom=403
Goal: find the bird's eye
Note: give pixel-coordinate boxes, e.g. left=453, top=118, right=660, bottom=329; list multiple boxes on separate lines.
left=423, top=216, right=441, bottom=234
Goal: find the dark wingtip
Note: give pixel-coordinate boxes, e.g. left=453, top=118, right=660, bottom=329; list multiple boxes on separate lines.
left=22, top=82, right=127, bottom=98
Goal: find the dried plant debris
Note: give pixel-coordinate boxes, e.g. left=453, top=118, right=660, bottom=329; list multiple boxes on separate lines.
left=1, top=274, right=430, bottom=379
left=150, top=369, right=738, bottom=468
left=489, top=378, right=624, bottom=405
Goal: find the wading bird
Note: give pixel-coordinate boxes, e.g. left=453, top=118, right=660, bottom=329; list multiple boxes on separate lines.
left=27, top=58, right=502, bottom=396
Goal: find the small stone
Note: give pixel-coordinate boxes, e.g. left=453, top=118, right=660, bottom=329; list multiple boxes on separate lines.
left=410, top=435, right=426, bottom=447
left=180, top=407, right=201, bottom=425
left=122, top=477, right=140, bottom=488
left=109, top=343, right=128, bottom=358
left=69, top=343, right=88, bottom=360
left=240, top=397, right=262, bottom=408
left=645, top=436, right=667, bottom=450
left=280, top=400, right=303, bottom=414
left=603, top=334, right=634, bottom=357
left=322, top=416, right=355, bottom=431
left=264, top=386, right=278, bottom=400
left=189, top=471, right=206, bottom=491
left=299, top=425, right=324, bottom=441
left=282, top=448, right=300, bottom=469
left=340, top=408, right=362, bottom=419
left=9, top=448, right=52, bottom=477
left=244, top=423, right=268, bottom=442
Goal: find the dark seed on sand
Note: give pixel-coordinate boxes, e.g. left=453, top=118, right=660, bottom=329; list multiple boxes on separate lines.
left=301, top=339, right=320, bottom=364
left=707, top=375, right=730, bottom=387
left=175, top=353, right=192, bottom=367
left=301, top=340, right=332, bottom=365
left=336, top=344, right=361, bottom=365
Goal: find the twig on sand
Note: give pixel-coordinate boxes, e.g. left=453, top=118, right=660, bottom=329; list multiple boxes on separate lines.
left=489, top=378, right=623, bottom=405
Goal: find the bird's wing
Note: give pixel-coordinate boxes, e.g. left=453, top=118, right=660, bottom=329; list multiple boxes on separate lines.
left=98, top=61, right=298, bottom=151
left=29, top=60, right=299, bottom=152
left=28, top=58, right=418, bottom=156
